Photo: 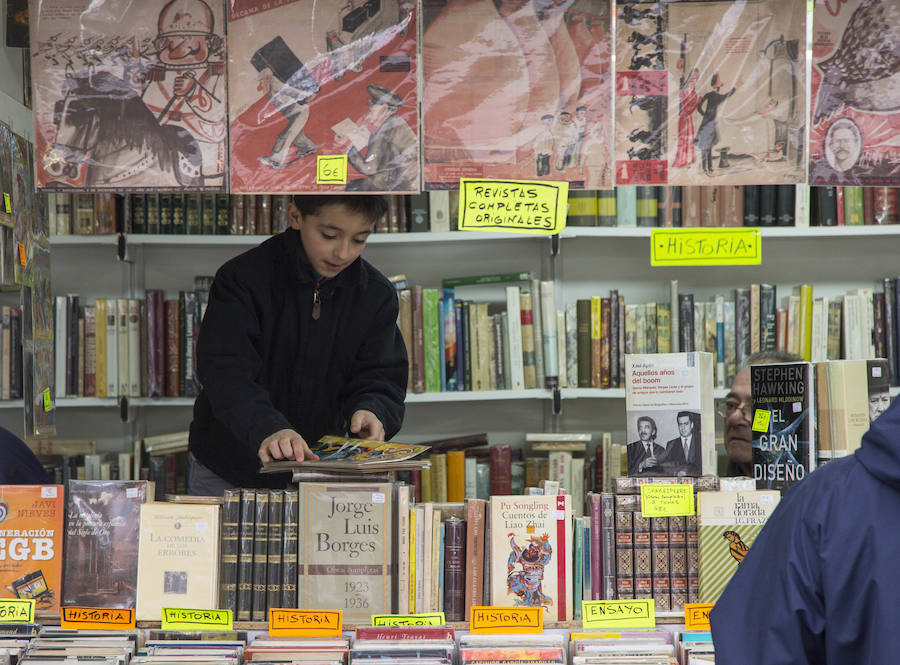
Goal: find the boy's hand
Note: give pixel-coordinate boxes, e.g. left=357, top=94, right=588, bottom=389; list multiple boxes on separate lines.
left=349, top=410, right=385, bottom=441
left=258, top=429, right=320, bottom=463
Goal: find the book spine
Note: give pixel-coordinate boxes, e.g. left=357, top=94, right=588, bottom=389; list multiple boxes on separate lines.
left=281, top=488, right=298, bottom=608
left=164, top=299, right=180, bottom=397
left=104, top=299, right=117, bottom=397
left=116, top=298, right=129, bottom=398
left=221, top=488, right=240, bottom=613
left=447, top=450, right=466, bottom=503
left=567, top=190, right=598, bottom=226
left=519, top=292, right=536, bottom=389
left=884, top=278, right=897, bottom=385
left=267, top=489, right=284, bottom=614
left=669, top=514, right=688, bottom=610
left=252, top=490, right=269, bottom=621
left=678, top=293, right=694, bottom=353
left=464, top=499, right=485, bottom=614
left=396, top=485, right=410, bottom=614
left=455, top=302, right=465, bottom=390
left=609, top=290, right=620, bottom=387
left=443, top=288, right=458, bottom=391
left=650, top=516, right=670, bottom=612
left=615, top=509, right=634, bottom=599
left=127, top=299, right=140, bottom=396
left=412, top=285, right=425, bottom=394
left=617, top=294, right=625, bottom=386
left=66, top=295, right=79, bottom=396
left=83, top=305, right=96, bottom=397
left=237, top=489, right=256, bottom=621
left=540, top=280, right=558, bottom=388
left=182, top=291, right=199, bottom=397
left=530, top=279, right=545, bottom=387
left=565, top=303, right=577, bottom=389
left=146, top=290, right=165, bottom=397
left=489, top=445, right=512, bottom=495
left=600, top=297, right=611, bottom=388
left=95, top=300, right=107, bottom=398
left=843, top=186, right=864, bottom=224
left=635, top=186, right=658, bottom=227
left=633, top=512, right=652, bottom=600
left=776, top=184, right=796, bottom=226
left=686, top=514, right=699, bottom=603
left=505, top=286, right=525, bottom=390
left=735, top=287, right=750, bottom=369
left=576, top=299, right=591, bottom=388
left=597, top=189, right=617, bottom=226
left=750, top=283, right=761, bottom=354
left=423, top=288, right=441, bottom=392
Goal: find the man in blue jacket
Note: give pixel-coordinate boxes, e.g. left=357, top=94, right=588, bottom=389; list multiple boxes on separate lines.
left=711, top=394, right=900, bottom=663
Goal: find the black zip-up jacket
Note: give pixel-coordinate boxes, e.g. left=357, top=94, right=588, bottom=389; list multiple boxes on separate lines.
left=188, top=228, right=408, bottom=488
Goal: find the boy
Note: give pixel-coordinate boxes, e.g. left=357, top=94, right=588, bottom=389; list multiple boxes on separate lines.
left=188, top=195, right=408, bottom=492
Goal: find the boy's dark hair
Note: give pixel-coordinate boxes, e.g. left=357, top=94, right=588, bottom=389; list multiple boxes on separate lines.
left=291, top=195, right=388, bottom=225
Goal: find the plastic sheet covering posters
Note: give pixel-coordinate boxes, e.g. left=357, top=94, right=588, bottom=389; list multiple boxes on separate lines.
left=0, top=123, right=14, bottom=228
left=422, top=0, right=613, bottom=189
left=615, top=0, right=806, bottom=186
left=809, top=0, right=900, bottom=186
left=29, top=0, right=228, bottom=191
left=25, top=193, right=55, bottom=438
left=12, top=135, right=34, bottom=287
left=227, top=0, right=419, bottom=193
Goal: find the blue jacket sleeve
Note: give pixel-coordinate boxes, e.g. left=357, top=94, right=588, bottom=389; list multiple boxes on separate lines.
left=710, top=487, right=827, bottom=665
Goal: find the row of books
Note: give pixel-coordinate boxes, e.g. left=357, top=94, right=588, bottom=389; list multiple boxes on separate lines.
left=0, top=306, right=23, bottom=400
left=53, top=280, right=211, bottom=400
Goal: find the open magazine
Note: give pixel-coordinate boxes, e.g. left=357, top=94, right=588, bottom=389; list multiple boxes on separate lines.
left=260, top=435, right=431, bottom=473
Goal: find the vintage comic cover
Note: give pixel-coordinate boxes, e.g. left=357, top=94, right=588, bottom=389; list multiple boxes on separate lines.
left=615, top=0, right=806, bottom=186
left=488, top=494, right=573, bottom=622
left=422, top=0, right=613, bottom=189
left=12, top=135, right=33, bottom=287
left=29, top=0, right=228, bottom=191
left=227, top=0, right=418, bottom=193
left=0, top=485, right=65, bottom=613
left=0, top=123, right=14, bottom=228
left=809, top=0, right=900, bottom=185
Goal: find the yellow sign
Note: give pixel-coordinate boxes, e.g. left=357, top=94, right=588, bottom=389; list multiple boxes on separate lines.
left=42, top=387, right=52, bottom=412
left=316, top=155, right=348, bottom=184
left=3, top=193, right=9, bottom=213
left=470, top=606, right=543, bottom=633
left=269, top=608, right=342, bottom=636
left=17, top=242, right=25, bottom=267
left=650, top=228, right=761, bottom=266
left=639, top=484, right=695, bottom=518
left=752, top=409, right=771, bottom=432
left=459, top=179, right=568, bottom=235
left=0, top=598, right=34, bottom=623
left=684, top=603, right=715, bottom=630
left=582, top=599, right=656, bottom=629
left=60, top=607, right=135, bottom=629
left=372, top=612, right=445, bottom=626
left=161, top=608, right=233, bottom=631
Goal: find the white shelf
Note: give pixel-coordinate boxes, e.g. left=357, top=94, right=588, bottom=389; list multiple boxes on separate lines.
left=561, top=388, right=732, bottom=399
left=560, top=226, right=900, bottom=239
left=405, top=389, right=550, bottom=403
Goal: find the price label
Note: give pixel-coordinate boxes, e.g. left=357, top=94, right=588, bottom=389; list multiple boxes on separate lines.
left=42, top=387, right=52, bottom=412
left=684, top=603, right=715, bottom=630
left=17, top=242, right=26, bottom=267
left=581, top=599, right=655, bottom=629
left=650, top=228, right=762, bottom=266
left=371, top=612, right=445, bottom=626
left=161, top=608, right=232, bottom=631
left=752, top=409, right=771, bottom=432
left=639, top=484, right=695, bottom=518
left=316, top=155, right=348, bottom=184
left=0, top=598, right=34, bottom=623
left=269, top=609, right=342, bottom=636
left=61, top=607, right=135, bottom=629
left=469, top=606, right=543, bottom=633
left=459, top=179, right=568, bottom=235
left=3, top=193, right=9, bottom=213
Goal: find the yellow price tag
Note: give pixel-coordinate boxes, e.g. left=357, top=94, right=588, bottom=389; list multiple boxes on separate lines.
left=0, top=598, right=34, bottom=623
left=470, top=606, right=543, bottom=633
left=650, top=228, right=761, bottom=266
left=684, top=603, right=715, bottom=630
left=42, top=387, right=52, bottom=412
left=161, top=608, right=232, bottom=631
left=752, top=409, right=771, bottom=432
left=269, top=608, right=342, bottom=636
left=581, top=599, right=656, bottom=629
left=459, top=178, right=568, bottom=235
left=372, top=612, right=445, bottom=626
left=316, top=155, right=348, bottom=184
left=61, top=607, right=135, bottom=629
left=639, top=483, right=695, bottom=518
left=3, top=193, right=9, bottom=213
left=17, top=242, right=26, bottom=267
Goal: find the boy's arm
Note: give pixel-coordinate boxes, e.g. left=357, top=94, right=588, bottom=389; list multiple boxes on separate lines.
left=197, top=266, right=293, bottom=450
left=342, top=287, right=409, bottom=439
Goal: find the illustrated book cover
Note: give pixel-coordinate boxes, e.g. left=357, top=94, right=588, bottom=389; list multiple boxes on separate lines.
left=624, top=352, right=715, bottom=477
left=227, top=0, right=418, bottom=193
left=29, top=0, right=228, bottom=191
left=262, top=436, right=430, bottom=473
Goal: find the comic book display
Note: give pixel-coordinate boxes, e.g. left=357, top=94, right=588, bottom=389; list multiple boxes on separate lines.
left=809, top=0, right=900, bottom=186
left=29, top=0, right=228, bottom=191
left=615, top=0, right=806, bottom=186
left=227, top=0, right=418, bottom=193
left=422, top=0, right=612, bottom=189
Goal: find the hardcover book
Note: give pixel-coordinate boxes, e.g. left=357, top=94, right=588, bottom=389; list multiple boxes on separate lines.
left=488, top=494, right=573, bottom=622
left=297, top=482, right=394, bottom=621
left=625, top=352, right=715, bottom=477
left=0, top=485, right=64, bottom=613
left=135, top=502, right=221, bottom=621
left=751, top=361, right=815, bottom=492
left=227, top=0, right=418, bottom=193
left=697, top=490, right=780, bottom=603
left=62, top=480, right=152, bottom=609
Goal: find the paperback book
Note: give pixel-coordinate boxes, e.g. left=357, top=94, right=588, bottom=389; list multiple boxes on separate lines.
left=262, top=436, right=430, bottom=473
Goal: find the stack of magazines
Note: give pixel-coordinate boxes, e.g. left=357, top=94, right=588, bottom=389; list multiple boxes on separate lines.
left=571, top=630, right=678, bottom=664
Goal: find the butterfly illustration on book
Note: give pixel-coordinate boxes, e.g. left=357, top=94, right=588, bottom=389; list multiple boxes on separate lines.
left=723, top=530, right=750, bottom=563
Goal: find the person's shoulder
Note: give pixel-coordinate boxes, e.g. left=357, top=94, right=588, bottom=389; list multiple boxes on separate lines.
left=217, top=233, right=287, bottom=279
left=358, top=258, right=397, bottom=296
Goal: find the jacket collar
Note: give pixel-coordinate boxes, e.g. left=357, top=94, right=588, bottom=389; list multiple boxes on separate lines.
left=281, top=228, right=368, bottom=290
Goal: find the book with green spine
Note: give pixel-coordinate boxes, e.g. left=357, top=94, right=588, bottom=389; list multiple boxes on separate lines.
left=423, top=288, right=441, bottom=392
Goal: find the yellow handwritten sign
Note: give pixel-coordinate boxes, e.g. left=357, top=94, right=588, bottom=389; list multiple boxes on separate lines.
left=470, top=606, right=543, bottom=633
left=639, top=484, right=695, bottom=518
left=269, top=608, right=342, bottom=636
left=161, top=608, right=233, bottom=631
left=752, top=409, right=771, bottom=432
left=684, top=603, right=715, bottom=630
left=459, top=179, right=568, bottom=235
left=316, top=155, right=348, bottom=185
left=43, top=387, right=52, bottom=412
left=650, top=228, right=761, bottom=266
left=582, top=599, right=655, bottom=629
left=0, top=598, right=34, bottom=623
left=372, top=612, right=445, bottom=626
left=3, top=193, right=9, bottom=213
left=60, top=607, right=135, bottom=629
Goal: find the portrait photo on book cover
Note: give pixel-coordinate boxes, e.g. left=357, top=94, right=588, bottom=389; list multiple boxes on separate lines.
left=626, top=408, right=702, bottom=477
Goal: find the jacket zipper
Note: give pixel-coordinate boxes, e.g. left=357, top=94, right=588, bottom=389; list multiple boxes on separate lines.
left=312, top=278, right=326, bottom=320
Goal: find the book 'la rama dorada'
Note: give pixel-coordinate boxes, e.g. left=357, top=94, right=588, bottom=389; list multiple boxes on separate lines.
left=297, top=482, right=393, bottom=622
left=489, top=494, right=573, bottom=622
left=751, top=361, right=815, bottom=492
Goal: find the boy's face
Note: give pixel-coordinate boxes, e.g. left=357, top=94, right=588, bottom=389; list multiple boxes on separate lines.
left=290, top=202, right=374, bottom=278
